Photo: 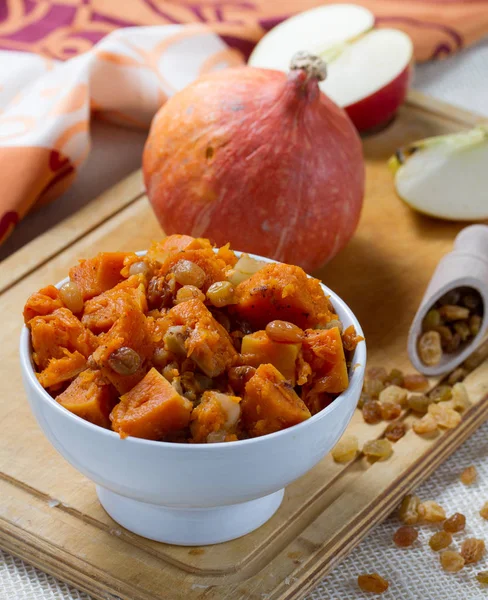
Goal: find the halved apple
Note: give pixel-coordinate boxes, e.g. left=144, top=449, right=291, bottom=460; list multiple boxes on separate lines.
left=249, top=4, right=413, bottom=132
left=390, top=126, right=488, bottom=221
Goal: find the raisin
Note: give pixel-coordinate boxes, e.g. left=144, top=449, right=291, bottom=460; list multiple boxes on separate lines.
left=429, top=531, right=452, bottom=551
left=385, top=421, right=406, bottom=442
left=108, top=347, right=141, bottom=375
left=206, top=281, right=235, bottom=307
left=476, top=571, right=488, bottom=584
left=393, top=526, right=418, bottom=548
left=228, top=365, right=256, bottom=393
left=403, top=373, right=429, bottom=392
left=470, top=314, right=482, bottom=336
left=418, top=331, right=442, bottom=366
left=171, top=260, right=206, bottom=288
left=429, top=385, right=452, bottom=403
left=331, top=434, right=359, bottom=463
left=147, top=276, right=173, bottom=309
left=443, top=513, right=466, bottom=533
left=379, top=385, right=407, bottom=406
left=408, top=394, right=432, bottom=414
left=479, top=502, right=488, bottom=520
left=398, top=495, right=420, bottom=525
left=428, top=403, right=461, bottom=429
left=418, top=500, right=446, bottom=522
left=366, top=366, right=388, bottom=383
left=362, top=400, right=382, bottom=424
left=363, top=439, right=393, bottom=461
left=444, top=332, right=462, bottom=353
left=462, top=292, right=481, bottom=311
left=447, top=367, right=468, bottom=386
left=440, top=551, right=465, bottom=572
left=454, top=320, right=471, bottom=342
left=265, top=320, right=304, bottom=343
left=413, top=413, right=438, bottom=435
left=357, top=392, right=371, bottom=409
left=385, top=368, right=404, bottom=387
left=422, top=308, right=441, bottom=331
left=439, top=305, right=470, bottom=321
left=357, top=574, right=389, bottom=594
left=380, top=402, right=402, bottom=421
left=450, top=383, right=471, bottom=412
left=461, top=538, right=485, bottom=564
left=460, top=466, right=477, bottom=485
left=364, top=378, right=385, bottom=399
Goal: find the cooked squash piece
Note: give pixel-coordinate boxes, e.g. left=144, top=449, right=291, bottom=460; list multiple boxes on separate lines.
left=241, top=331, right=300, bottom=384
left=29, top=308, right=98, bottom=370
left=111, top=368, right=193, bottom=439
left=342, top=324, right=363, bottom=353
left=92, top=302, right=153, bottom=394
left=82, top=275, right=148, bottom=334
left=146, top=235, right=212, bottom=264
left=37, top=350, right=87, bottom=389
left=232, top=263, right=335, bottom=329
left=302, top=327, right=348, bottom=394
left=159, top=248, right=230, bottom=292
left=241, top=364, right=311, bottom=437
left=169, top=299, right=238, bottom=377
left=57, top=369, right=116, bottom=428
left=23, top=285, right=64, bottom=323
left=190, top=391, right=241, bottom=443
left=69, top=252, right=131, bottom=300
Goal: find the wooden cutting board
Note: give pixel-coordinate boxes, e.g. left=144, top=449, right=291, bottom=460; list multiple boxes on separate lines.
left=1, top=91, right=488, bottom=600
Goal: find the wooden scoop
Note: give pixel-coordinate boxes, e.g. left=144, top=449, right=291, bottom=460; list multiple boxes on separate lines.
left=408, top=225, right=488, bottom=376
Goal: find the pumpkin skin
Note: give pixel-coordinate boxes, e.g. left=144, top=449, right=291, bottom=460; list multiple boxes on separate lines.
left=143, top=65, right=364, bottom=273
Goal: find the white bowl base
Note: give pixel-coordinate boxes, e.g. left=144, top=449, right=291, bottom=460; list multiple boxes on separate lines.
left=97, top=486, right=285, bottom=546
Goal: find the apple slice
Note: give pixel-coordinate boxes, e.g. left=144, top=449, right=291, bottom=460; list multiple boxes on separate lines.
left=390, top=126, right=488, bottom=221
left=249, top=4, right=413, bottom=132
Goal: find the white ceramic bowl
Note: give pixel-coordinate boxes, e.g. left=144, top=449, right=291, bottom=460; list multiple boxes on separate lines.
left=20, top=252, right=366, bottom=546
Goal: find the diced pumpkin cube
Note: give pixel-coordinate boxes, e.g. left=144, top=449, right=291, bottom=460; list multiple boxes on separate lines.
left=111, top=368, right=193, bottom=440
left=146, top=234, right=212, bottom=264
left=232, top=263, right=335, bottom=329
left=29, top=308, right=98, bottom=370
left=190, top=391, right=241, bottom=443
left=69, top=252, right=132, bottom=300
left=168, top=299, right=238, bottom=377
left=57, top=369, right=116, bottom=428
left=302, top=327, right=349, bottom=394
left=82, top=275, right=148, bottom=334
left=23, top=285, right=64, bottom=323
left=241, top=364, right=311, bottom=437
left=241, top=331, right=300, bottom=384
left=37, top=350, right=87, bottom=389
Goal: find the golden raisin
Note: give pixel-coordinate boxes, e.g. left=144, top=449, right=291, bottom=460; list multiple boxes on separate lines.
left=413, top=413, right=438, bottom=435
left=454, top=320, right=471, bottom=341
left=429, top=531, right=452, bottom=551
left=366, top=366, right=388, bottom=383
left=461, top=538, right=485, bottom=564
left=128, top=260, right=151, bottom=277
left=357, top=573, right=389, bottom=594
left=385, top=421, right=406, bottom=442
left=380, top=402, right=402, bottom=421
left=408, top=394, right=432, bottom=414
left=171, top=260, right=206, bottom=288
left=460, top=466, right=477, bottom=485
left=403, top=373, right=429, bottom=392
left=429, top=385, right=452, bottom=403
left=451, top=383, right=471, bottom=412
left=357, top=392, right=370, bottom=409
left=363, top=439, right=393, bottom=461
left=398, top=495, right=420, bottom=525
left=480, top=502, right=488, bottom=520
left=447, top=367, right=468, bottom=386
left=379, top=385, right=407, bottom=406
left=418, top=331, right=442, bottom=366
left=228, top=365, right=256, bottom=393
left=331, top=434, right=359, bottom=463
left=439, top=304, right=470, bottom=321
left=428, top=403, right=461, bottom=429
left=476, top=571, right=488, bottom=584
left=265, top=320, right=304, bottom=343
left=206, top=281, right=235, bottom=307
left=393, top=526, right=418, bottom=548
left=422, top=308, right=441, bottom=331
left=174, top=285, right=205, bottom=304
left=363, top=378, right=385, bottom=399
left=362, top=400, right=382, bottom=424
left=443, top=513, right=466, bottom=533
left=440, top=550, right=465, bottom=572
left=418, top=500, right=446, bottom=523
left=59, top=281, right=84, bottom=314
left=108, top=347, right=141, bottom=375
left=385, top=368, right=404, bottom=387
left=470, top=314, right=482, bottom=336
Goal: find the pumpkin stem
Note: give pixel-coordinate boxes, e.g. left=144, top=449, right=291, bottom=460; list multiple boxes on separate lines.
left=289, top=51, right=327, bottom=83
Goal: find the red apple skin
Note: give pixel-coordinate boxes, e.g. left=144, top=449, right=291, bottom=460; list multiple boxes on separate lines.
left=344, top=63, right=412, bottom=132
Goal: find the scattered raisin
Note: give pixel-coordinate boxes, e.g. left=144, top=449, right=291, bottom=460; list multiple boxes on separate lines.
left=358, top=392, right=371, bottom=409
left=379, top=385, right=407, bottom=407
left=331, top=434, right=359, bottom=463
left=385, top=421, right=406, bottom=442
left=429, top=385, right=452, bottom=403
left=147, top=276, right=172, bottom=309
left=364, top=378, right=385, bottom=399
left=408, top=394, right=432, bottom=414
left=228, top=365, right=256, bottom=393
left=380, top=402, right=402, bottom=421
left=459, top=466, right=477, bottom=485
left=447, top=367, right=468, bottom=386
left=206, top=281, right=235, bottom=307
left=413, top=413, right=438, bottom=435
left=422, top=309, right=441, bottom=331
left=171, top=260, right=206, bottom=288
left=59, top=281, right=84, bottom=314
left=393, top=526, right=418, bottom=547
left=440, top=550, right=465, bottom=572
left=362, top=400, right=382, bottom=424
left=450, top=383, right=471, bottom=412
left=418, top=500, right=446, bottom=523
left=479, top=501, right=488, bottom=520
left=461, top=538, right=485, bottom=564
left=443, top=513, right=466, bottom=533
left=398, top=495, right=420, bottom=525
left=174, top=285, right=205, bottom=304
left=385, top=368, right=404, bottom=387
left=429, top=531, right=452, bottom=551
left=366, top=366, right=388, bottom=383
left=428, top=403, right=461, bottom=429
left=363, top=439, right=393, bottom=461
left=128, top=260, right=151, bottom=277
left=476, top=571, right=488, bottom=584
left=403, top=373, right=429, bottom=392
left=357, top=574, right=389, bottom=594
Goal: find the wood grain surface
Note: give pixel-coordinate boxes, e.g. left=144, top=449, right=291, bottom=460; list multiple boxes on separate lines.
left=1, top=91, right=487, bottom=600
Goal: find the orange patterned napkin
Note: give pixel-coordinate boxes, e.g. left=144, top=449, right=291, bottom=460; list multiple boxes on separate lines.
left=1, top=0, right=487, bottom=244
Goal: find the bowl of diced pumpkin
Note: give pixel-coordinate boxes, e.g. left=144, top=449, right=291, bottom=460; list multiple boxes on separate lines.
left=20, top=235, right=366, bottom=545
